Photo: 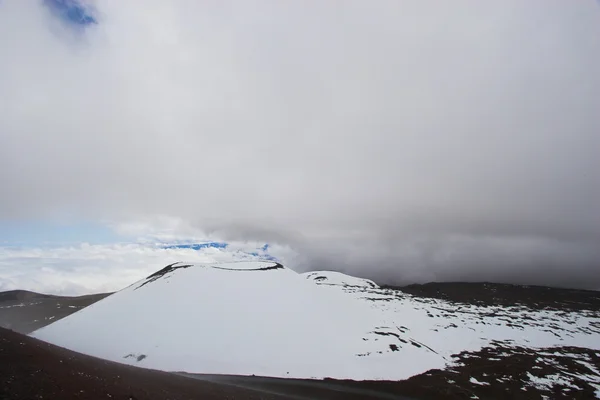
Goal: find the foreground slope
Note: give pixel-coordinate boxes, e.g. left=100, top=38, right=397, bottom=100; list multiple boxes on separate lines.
left=32, top=262, right=600, bottom=383
left=1, top=326, right=292, bottom=400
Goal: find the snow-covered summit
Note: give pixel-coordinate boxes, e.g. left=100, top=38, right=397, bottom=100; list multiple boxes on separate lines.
left=31, top=261, right=405, bottom=378
left=31, top=261, right=600, bottom=381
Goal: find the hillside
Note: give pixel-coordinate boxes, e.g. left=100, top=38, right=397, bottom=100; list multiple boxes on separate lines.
left=388, top=282, right=600, bottom=311
left=30, top=261, right=600, bottom=387
left=0, top=290, right=110, bottom=334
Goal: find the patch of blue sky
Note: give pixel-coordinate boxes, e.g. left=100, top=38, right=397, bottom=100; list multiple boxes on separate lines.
left=247, top=251, right=278, bottom=262
left=44, top=0, right=96, bottom=26
left=163, top=242, right=228, bottom=251
left=161, top=242, right=278, bottom=261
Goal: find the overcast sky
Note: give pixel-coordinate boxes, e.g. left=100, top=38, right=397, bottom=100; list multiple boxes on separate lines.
left=1, top=1, right=600, bottom=291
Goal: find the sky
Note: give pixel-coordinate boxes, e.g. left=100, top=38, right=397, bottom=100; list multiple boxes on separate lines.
left=1, top=1, right=600, bottom=294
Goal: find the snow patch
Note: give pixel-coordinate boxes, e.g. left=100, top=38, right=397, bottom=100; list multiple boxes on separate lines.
left=469, top=377, right=490, bottom=386
left=0, top=303, right=25, bottom=309
left=527, top=372, right=582, bottom=391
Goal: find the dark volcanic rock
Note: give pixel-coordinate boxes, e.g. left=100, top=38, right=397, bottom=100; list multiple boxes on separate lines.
left=384, top=281, right=600, bottom=311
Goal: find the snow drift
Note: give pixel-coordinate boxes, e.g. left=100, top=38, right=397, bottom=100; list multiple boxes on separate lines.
left=31, top=261, right=600, bottom=380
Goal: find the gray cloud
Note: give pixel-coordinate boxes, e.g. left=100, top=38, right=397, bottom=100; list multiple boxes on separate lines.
left=1, top=1, right=600, bottom=289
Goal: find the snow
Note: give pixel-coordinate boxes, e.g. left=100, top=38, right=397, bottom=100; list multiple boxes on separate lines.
left=0, top=303, right=25, bottom=309
left=526, top=372, right=582, bottom=391
left=593, top=383, right=600, bottom=399
left=31, top=262, right=600, bottom=380
left=469, top=377, right=490, bottom=386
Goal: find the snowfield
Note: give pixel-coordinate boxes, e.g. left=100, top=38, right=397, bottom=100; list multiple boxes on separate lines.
left=31, top=262, right=600, bottom=381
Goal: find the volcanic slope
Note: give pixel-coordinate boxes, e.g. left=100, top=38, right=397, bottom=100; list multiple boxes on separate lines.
left=32, top=262, right=600, bottom=382
left=0, top=290, right=110, bottom=334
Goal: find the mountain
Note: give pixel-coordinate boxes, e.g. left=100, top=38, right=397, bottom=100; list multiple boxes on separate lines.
left=0, top=290, right=110, bottom=334
left=0, top=290, right=58, bottom=302
left=30, top=261, right=600, bottom=387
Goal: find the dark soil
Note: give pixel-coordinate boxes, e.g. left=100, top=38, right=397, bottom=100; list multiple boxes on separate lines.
left=385, top=281, right=600, bottom=311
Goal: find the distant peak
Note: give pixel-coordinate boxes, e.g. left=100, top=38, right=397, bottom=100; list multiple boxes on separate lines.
left=135, top=261, right=284, bottom=290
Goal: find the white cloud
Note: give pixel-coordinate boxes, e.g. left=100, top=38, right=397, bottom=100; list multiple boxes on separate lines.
left=1, top=1, right=599, bottom=288
left=0, top=241, right=298, bottom=295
